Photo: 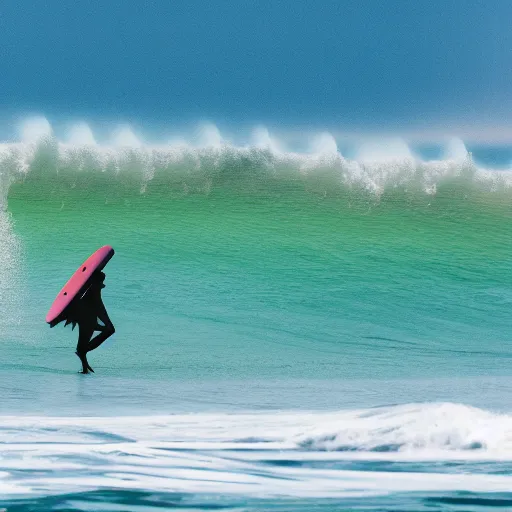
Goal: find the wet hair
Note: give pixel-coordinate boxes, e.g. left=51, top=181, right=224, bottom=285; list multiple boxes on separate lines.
left=62, top=299, right=81, bottom=330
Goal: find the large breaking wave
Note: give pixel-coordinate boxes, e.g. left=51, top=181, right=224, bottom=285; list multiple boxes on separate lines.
left=1, top=117, right=512, bottom=208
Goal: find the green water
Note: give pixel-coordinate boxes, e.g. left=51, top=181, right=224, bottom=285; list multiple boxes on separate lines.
left=3, top=169, right=512, bottom=382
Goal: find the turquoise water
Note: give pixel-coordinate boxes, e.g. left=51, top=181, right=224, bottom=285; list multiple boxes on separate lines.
left=1, top=137, right=512, bottom=510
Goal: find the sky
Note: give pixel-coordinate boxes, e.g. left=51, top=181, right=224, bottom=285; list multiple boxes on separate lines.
left=0, top=0, right=511, bottom=136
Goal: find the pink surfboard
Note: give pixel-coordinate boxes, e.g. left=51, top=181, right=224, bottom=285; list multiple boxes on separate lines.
left=46, top=245, right=115, bottom=326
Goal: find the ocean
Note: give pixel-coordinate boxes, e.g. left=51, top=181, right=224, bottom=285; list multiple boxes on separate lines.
left=1, top=123, right=512, bottom=511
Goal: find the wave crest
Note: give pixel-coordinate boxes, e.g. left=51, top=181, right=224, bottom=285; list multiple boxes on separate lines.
left=1, top=121, right=512, bottom=206
left=296, top=403, right=512, bottom=454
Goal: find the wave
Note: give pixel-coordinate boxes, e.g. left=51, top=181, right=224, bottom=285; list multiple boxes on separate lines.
left=2, top=403, right=512, bottom=458
left=1, top=118, right=512, bottom=208
left=2, top=403, right=512, bottom=503
left=297, top=402, right=512, bottom=454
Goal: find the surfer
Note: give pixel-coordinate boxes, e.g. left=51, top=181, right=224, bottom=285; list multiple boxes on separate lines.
left=64, top=271, right=115, bottom=374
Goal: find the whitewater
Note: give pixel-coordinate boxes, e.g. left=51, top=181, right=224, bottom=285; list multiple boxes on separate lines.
left=1, top=118, right=512, bottom=206
left=1, top=118, right=512, bottom=510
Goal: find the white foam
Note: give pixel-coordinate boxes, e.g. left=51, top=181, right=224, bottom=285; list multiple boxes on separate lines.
left=195, top=122, right=223, bottom=148
left=296, top=402, right=512, bottom=454
left=444, top=137, right=470, bottom=160
left=18, top=116, right=52, bottom=143
left=0, top=117, right=511, bottom=206
left=111, top=125, right=143, bottom=148
left=310, top=132, right=338, bottom=154
left=0, top=212, right=23, bottom=337
left=66, top=122, right=97, bottom=146
left=250, top=125, right=282, bottom=152
left=4, top=402, right=512, bottom=458
left=1, top=404, right=512, bottom=500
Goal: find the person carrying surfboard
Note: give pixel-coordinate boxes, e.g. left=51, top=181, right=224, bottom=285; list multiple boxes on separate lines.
left=46, top=246, right=116, bottom=374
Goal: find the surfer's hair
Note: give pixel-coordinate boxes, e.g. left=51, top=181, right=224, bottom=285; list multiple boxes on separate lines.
left=62, top=300, right=80, bottom=330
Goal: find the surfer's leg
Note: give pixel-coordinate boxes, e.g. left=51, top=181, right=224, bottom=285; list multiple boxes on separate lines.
left=95, top=300, right=114, bottom=333
left=76, top=325, right=95, bottom=374
left=86, top=323, right=115, bottom=352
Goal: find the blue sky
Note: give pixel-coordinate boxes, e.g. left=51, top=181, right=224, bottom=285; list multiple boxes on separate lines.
left=0, top=0, right=511, bottom=133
